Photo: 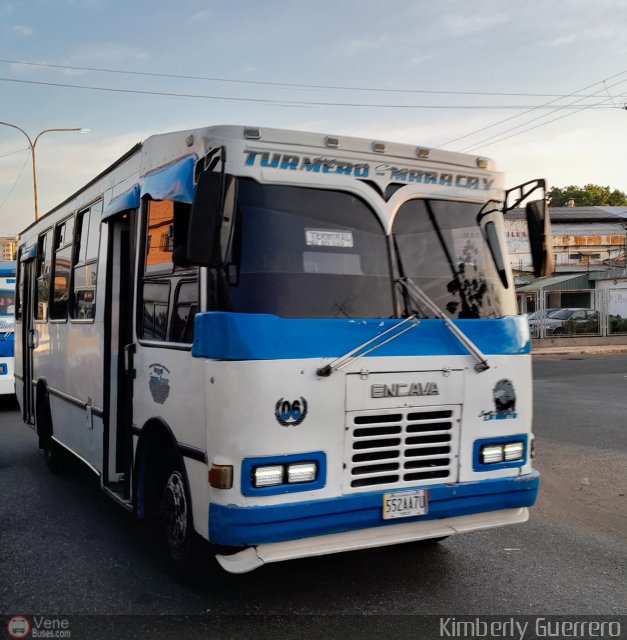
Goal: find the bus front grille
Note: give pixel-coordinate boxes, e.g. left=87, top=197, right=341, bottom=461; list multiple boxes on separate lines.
left=344, top=406, right=461, bottom=492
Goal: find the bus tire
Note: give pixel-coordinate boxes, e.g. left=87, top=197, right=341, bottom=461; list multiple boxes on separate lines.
left=43, top=438, right=68, bottom=475
left=37, top=391, right=68, bottom=476
left=159, top=458, right=207, bottom=584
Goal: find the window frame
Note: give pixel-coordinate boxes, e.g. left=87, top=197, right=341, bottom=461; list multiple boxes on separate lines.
left=170, top=278, right=201, bottom=345
left=136, top=198, right=198, bottom=350
left=34, top=225, right=54, bottom=324
left=49, top=213, right=76, bottom=324
left=15, top=246, right=23, bottom=323
left=69, top=199, right=102, bottom=324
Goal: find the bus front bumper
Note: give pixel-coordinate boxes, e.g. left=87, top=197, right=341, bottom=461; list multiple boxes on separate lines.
left=210, top=471, right=539, bottom=573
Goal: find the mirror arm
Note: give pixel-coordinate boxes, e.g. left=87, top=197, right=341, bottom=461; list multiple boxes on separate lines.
left=504, top=178, right=546, bottom=213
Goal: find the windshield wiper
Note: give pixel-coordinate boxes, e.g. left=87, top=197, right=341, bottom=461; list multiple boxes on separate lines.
left=316, top=314, right=419, bottom=377
left=396, top=276, right=489, bottom=372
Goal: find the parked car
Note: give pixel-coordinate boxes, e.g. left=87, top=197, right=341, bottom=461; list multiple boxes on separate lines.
left=527, top=308, right=560, bottom=334
left=540, top=308, right=599, bottom=336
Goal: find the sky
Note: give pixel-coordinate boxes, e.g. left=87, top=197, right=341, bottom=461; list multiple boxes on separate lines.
left=1, top=0, right=626, bottom=235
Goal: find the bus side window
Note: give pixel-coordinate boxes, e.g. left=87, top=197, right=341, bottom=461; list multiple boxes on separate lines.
left=36, top=228, right=54, bottom=321
left=170, top=281, right=199, bottom=344
left=50, top=216, right=74, bottom=320
left=142, top=281, right=170, bottom=341
left=141, top=200, right=198, bottom=344
left=70, top=201, right=101, bottom=321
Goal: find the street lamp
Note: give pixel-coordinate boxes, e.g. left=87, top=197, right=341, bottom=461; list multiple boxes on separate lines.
left=0, top=121, right=88, bottom=220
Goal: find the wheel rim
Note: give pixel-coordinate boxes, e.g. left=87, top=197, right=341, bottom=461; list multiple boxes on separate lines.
left=162, top=470, right=188, bottom=553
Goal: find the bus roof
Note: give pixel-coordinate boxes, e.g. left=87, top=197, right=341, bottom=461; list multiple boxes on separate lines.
left=19, top=125, right=498, bottom=239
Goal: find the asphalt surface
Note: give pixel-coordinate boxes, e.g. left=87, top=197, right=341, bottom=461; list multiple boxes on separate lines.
left=0, top=355, right=625, bottom=636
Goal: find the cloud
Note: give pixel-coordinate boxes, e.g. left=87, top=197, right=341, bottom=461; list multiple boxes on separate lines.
left=190, top=9, right=211, bottom=22
left=10, top=25, right=33, bottom=36
left=550, top=23, right=627, bottom=47
left=43, top=0, right=106, bottom=8
left=336, top=35, right=393, bottom=57
left=408, top=53, right=435, bottom=66
left=551, top=34, right=577, bottom=47
left=442, top=13, right=510, bottom=36
left=67, top=43, right=150, bottom=66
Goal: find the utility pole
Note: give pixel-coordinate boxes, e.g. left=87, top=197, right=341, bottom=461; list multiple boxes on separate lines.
left=0, top=122, right=88, bottom=220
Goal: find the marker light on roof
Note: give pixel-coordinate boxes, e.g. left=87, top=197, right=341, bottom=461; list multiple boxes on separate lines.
left=372, top=142, right=385, bottom=153
left=324, top=136, right=340, bottom=148
left=476, top=157, right=489, bottom=169
left=244, top=128, right=261, bottom=140
left=416, top=147, right=430, bottom=159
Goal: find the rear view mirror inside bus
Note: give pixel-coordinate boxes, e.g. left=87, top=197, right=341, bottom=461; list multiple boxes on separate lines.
left=187, top=171, right=237, bottom=267
left=526, top=199, right=555, bottom=277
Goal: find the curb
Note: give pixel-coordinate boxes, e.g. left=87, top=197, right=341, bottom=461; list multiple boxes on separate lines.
left=532, top=345, right=627, bottom=356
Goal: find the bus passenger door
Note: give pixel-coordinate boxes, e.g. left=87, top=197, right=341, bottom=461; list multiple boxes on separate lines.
left=103, top=211, right=136, bottom=502
left=20, top=255, right=37, bottom=425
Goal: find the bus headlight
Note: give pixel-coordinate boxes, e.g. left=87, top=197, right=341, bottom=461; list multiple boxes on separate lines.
left=480, top=445, right=504, bottom=464
left=253, top=465, right=284, bottom=487
left=480, top=441, right=525, bottom=464
left=287, top=462, right=317, bottom=484
left=252, top=461, right=318, bottom=487
left=503, top=441, right=525, bottom=461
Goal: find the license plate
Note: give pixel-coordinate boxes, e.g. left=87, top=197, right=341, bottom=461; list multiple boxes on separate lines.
left=382, top=489, right=428, bottom=520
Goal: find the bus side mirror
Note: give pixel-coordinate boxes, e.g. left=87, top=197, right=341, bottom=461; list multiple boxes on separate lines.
left=187, top=171, right=223, bottom=267
left=187, top=171, right=236, bottom=268
left=526, top=199, right=554, bottom=277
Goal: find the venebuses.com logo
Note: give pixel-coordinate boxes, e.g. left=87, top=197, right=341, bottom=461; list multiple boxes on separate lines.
left=6, top=615, right=71, bottom=638
left=7, top=616, right=30, bottom=639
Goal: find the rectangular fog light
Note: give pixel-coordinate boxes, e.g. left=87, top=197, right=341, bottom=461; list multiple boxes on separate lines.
left=287, top=462, right=317, bottom=484
left=503, top=441, right=524, bottom=461
left=253, top=465, right=284, bottom=487
left=481, top=444, right=504, bottom=464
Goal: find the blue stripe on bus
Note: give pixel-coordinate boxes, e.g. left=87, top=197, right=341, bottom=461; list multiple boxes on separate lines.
left=140, top=155, right=195, bottom=203
left=103, top=184, right=140, bottom=220
left=192, top=313, right=530, bottom=361
left=0, top=261, right=16, bottom=276
left=0, top=334, right=14, bottom=357
left=208, top=471, right=540, bottom=546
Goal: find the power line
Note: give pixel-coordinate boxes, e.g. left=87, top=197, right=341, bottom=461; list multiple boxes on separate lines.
left=0, top=149, right=31, bottom=212
left=437, top=68, right=627, bottom=149
left=3, top=57, right=627, bottom=101
left=0, top=75, right=619, bottom=110
left=0, top=146, right=29, bottom=159
left=460, top=75, right=627, bottom=152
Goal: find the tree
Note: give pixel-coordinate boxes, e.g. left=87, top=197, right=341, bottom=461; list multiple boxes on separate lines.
left=547, top=184, right=627, bottom=207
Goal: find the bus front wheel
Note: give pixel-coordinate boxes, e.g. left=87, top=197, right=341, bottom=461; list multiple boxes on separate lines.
left=159, top=459, right=207, bottom=583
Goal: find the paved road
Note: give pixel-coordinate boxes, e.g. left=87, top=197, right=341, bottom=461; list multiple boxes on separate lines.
left=0, top=356, right=625, bottom=630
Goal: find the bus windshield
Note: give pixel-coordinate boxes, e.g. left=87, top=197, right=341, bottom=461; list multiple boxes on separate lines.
left=392, top=199, right=509, bottom=319
left=219, top=179, right=394, bottom=318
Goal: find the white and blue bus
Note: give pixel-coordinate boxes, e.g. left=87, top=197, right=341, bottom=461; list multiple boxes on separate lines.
left=0, top=260, right=16, bottom=396
left=14, top=126, right=553, bottom=577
